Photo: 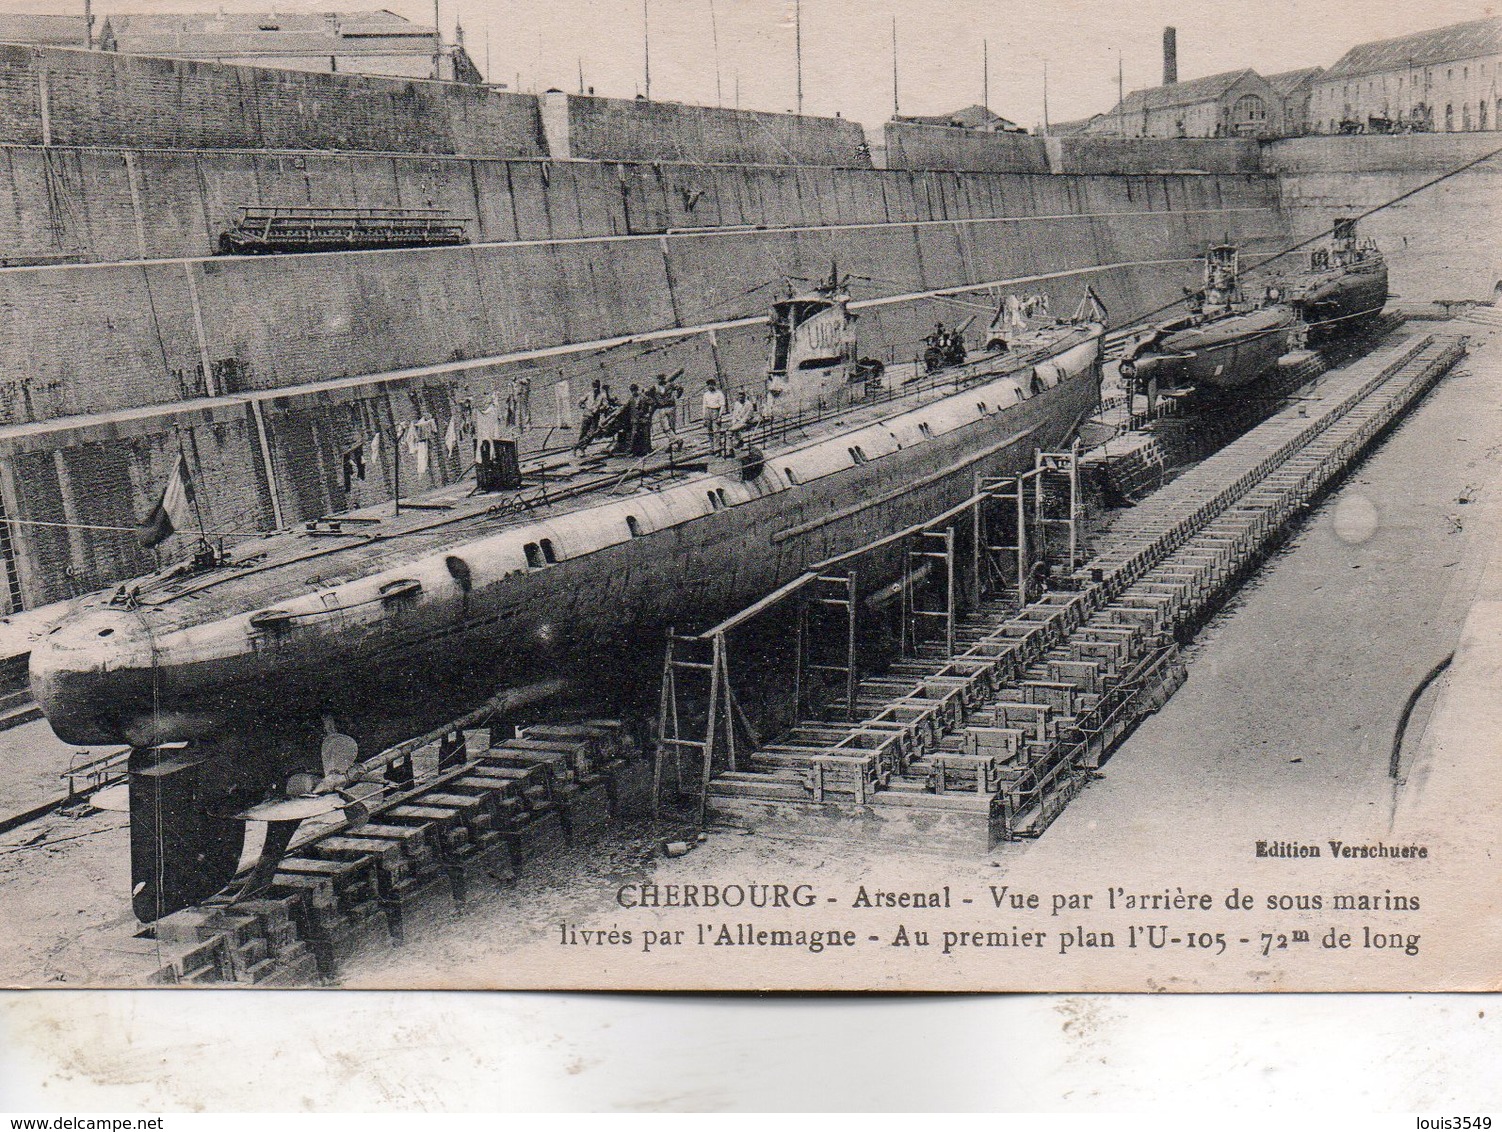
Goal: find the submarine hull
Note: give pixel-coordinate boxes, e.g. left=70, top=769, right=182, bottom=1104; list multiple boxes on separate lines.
left=33, top=344, right=1101, bottom=764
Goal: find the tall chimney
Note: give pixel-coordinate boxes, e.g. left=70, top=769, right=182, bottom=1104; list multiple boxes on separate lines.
left=1163, top=26, right=1178, bottom=86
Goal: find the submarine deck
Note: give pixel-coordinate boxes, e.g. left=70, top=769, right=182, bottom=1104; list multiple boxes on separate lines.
left=110, top=326, right=1096, bottom=625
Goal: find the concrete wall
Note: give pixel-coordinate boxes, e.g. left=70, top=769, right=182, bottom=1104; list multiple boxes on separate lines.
left=880, top=129, right=1263, bottom=174
left=883, top=123, right=1049, bottom=173
left=0, top=143, right=1286, bottom=264
left=1265, top=134, right=1502, bottom=301
left=0, top=168, right=1284, bottom=606
left=555, top=93, right=870, bottom=166
left=0, top=377, right=473, bottom=608
left=1046, top=137, right=1263, bottom=174
left=0, top=44, right=545, bottom=156
left=0, top=171, right=1283, bottom=425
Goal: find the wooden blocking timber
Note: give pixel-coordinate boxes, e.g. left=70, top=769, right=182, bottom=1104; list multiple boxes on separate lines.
left=511, top=808, right=569, bottom=862
left=313, top=834, right=451, bottom=943
left=172, top=935, right=236, bottom=984
left=351, top=823, right=444, bottom=881
left=516, top=723, right=622, bottom=773
left=964, top=726, right=1025, bottom=764
left=607, top=754, right=655, bottom=817
left=486, top=743, right=573, bottom=795
left=802, top=756, right=876, bottom=804
left=1033, top=592, right=1089, bottom=634
left=912, top=678, right=968, bottom=730
left=990, top=700, right=1053, bottom=743
left=1047, top=659, right=1105, bottom=696
left=1079, top=624, right=1142, bottom=662
left=862, top=701, right=943, bottom=756
left=153, top=907, right=230, bottom=946
left=1021, top=680, right=1076, bottom=718
left=927, top=752, right=999, bottom=795
left=565, top=719, right=637, bottom=761
left=469, top=762, right=559, bottom=821
left=566, top=778, right=615, bottom=838
left=418, top=792, right=506, bottom=852
left=493, top=738, right=585, bottom=783
left=1024, top=739, right=1055, bottom=766
left=1101, top=602, right=1164, bottom=635
left=226, top=894, right=303, bottom=958
left=450, top=778, right=529, bottom=830
left=316, top=835, right=417, bottom=894
left=274, top=856, right=382, bottom=922
left=379, top=803, right=486, bottom=905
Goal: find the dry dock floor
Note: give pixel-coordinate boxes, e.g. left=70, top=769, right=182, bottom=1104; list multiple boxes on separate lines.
left=1, top=320, right=1498, bottom=988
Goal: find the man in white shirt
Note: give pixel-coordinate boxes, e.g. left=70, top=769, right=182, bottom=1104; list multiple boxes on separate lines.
left=702, top=378, right=727, bottom=454
left=727, top=389, right=761, bottom=452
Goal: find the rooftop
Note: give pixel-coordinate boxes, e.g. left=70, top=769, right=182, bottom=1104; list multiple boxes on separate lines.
left=1266, top=66, right=1324, bottom=96
left=1111, top=69, right=1262, bottom=115
left=896, top=104, right=1024, bottom=132
left=0, top=12, right=90, bottom=47
left=99, top=9, right=437, bottom=56
left=1324, top=15, right=1502, bottom=79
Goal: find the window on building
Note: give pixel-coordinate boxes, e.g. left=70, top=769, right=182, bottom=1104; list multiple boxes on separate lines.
left=1496, top=98, right=1502, bottom=129
left=1481, top=101, right=1489, bottom=131
left=1463, top=103, right=1473, bottom=130
left=1231, top=94, right=1268, bottom=134
left=1445, top=103, right=1455, bottom=131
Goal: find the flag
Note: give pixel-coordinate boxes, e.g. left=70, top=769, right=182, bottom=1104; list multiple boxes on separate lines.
left=136, top=454, right=195, bottom=549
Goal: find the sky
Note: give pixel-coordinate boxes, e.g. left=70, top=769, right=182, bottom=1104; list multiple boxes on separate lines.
left=4, top=0, right=1498, bottom=128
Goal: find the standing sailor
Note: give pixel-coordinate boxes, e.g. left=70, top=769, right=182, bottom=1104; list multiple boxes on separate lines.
left=627, top=384, right=654, bottom=457
left=702, top=378, right=726, bottom=454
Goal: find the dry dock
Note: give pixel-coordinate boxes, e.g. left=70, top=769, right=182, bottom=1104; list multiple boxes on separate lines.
left=4, top=314, right=1488, bottom=989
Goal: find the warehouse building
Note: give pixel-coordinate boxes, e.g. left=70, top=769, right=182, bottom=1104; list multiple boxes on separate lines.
left=1088, top=68, right=1285, bottom=138
left=1309, top=15, right=1502, bottom=132
left=1267, top=67, right=1324, bottom=136
left=97, top=9, right=483, bottom=82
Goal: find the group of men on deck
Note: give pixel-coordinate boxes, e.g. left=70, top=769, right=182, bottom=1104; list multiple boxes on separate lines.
left=575, top=371, right=768, bottom=459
